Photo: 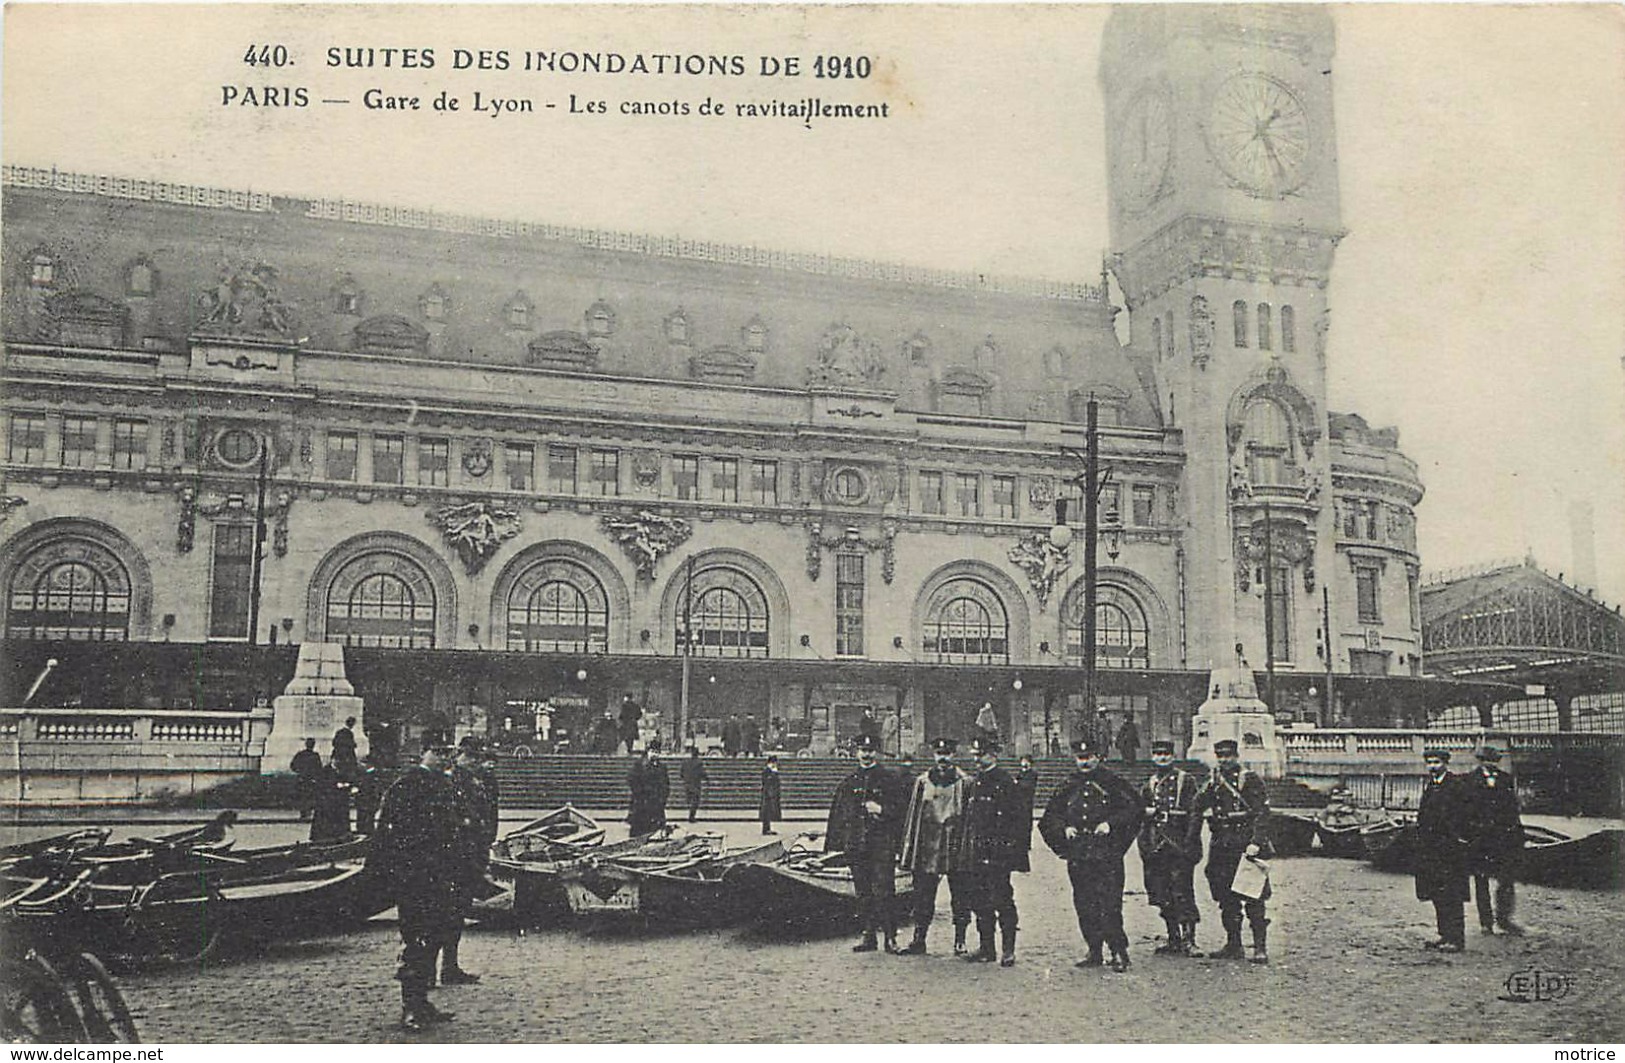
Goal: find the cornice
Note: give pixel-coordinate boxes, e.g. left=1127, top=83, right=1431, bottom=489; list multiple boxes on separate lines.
left=1113, top=214, right=1346, bottom=308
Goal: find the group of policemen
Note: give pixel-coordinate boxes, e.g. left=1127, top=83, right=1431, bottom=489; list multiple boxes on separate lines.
left=365, top=734, right=500, bottom=1032
left=828, top=732, right=1275, bottom=970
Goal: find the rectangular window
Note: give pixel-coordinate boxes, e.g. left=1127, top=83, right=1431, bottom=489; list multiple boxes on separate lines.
left=1342, top=501, right=1361, bottom=538
left=590, top=449, right=620, bottom=496
left=372, top=435, right=404, bottom=484
left=417, top=438, right=449, bottom=487
left=1349, top=648, right=1388, bottom=676
left=750, top=460, right=779, bottom=506
left=1356, top=567, right=1381, bottom=624
left=60, top=416, right=97, bottom=468
left=548, top=445, right=577, bottom=495
left=8, top=414, right=47, bottom=464
left=208, top=524, right=256, bottom=640
left=1132, top=485, right=1156, bottom=526
left=919, top=471, right=945, bottom=515
left=1061, top=482, right=1086, bottom=527
left=112, top=419, right=148, bottom=471
left=1407, top=572, right=1421, bottom=631
left=674, top=454, right=700, bottom=500
left=505, top=443, right=534, bottom=491
left=713, top=457, right=740, bottom=503
left=991, top=475, right=1017, bottom=520
left=326, top=432, right=358, bottom=481
left=1268, top=564, right=1292, bottom=661
left=1101, top=483, right=1121, bottom=521
left=955, top=473, right=980, bottom=517
left=835, top=553, right=865, bottom=657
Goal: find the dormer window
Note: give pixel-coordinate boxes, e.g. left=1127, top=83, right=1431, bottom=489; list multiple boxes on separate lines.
left=742, top=316, right=768, bottom=354
left=665, top=308, right=691, bottom=345
left=903, top=332, right=932, bottom=365
left=585, top=299, right=616, bottom=338
left=27, top=249, right=57, bottom=289
left=420, top=285, right=449, bottom=322
left=333, top=275, right=362, bottom=316
left=505, top=292, right=534, bottom=330
left=126, top=259, right=157, bottom=297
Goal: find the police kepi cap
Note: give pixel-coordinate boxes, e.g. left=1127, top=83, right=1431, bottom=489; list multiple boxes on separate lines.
left=853, top=733, right=880, bottom=752
left=1212, top=739, right=1240, bottom=756
left=931, top=737, right=958, bottom=755
left=968, top=736, right=1000, bottom=755
left=1071, top=737, right=1101, bottom=756
left=1475, top=744, right=1504, bottom=763
left=1422, top=747, right=1452, bottom=761
left=1150, top=740, right=1176, bottom=755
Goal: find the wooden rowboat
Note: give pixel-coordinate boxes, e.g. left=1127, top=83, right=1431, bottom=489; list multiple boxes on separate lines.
left=1515, top=826, right=1623, bottom=890
left=1268, top=811, right=1320, bottom=856
left=722, top=833, right=914, bottom=934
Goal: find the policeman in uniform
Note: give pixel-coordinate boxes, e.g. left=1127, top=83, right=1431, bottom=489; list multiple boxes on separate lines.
left=1414, top=747, right=1471, bottom=952
left=896, top=737, right=972, bottom=956
left=367, top=736, right=461, bottom=1031
left=960, top=736, right=1030, bottom=967
left=434, top=736, right=494, bottom=986
left=1138, top=738, right=1204, bottom=956
left=1038, top=736, right=1142, bottom=971
left=1196, top=738, right=1273, bottom=963
left=1464, top=744, right=1525, bottom=935
left=824, top=732, right=910, bottom=953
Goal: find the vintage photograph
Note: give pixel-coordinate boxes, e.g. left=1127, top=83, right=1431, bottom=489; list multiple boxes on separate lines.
left=1, top=2, right=1621, bottom=1045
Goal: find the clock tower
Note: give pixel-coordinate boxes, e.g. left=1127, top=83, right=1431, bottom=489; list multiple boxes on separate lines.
left=1102, top=5, right=1343, bottom=684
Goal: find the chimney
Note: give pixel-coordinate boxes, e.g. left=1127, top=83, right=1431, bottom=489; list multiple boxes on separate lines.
left=1569, top=500, right=1598, bottom=591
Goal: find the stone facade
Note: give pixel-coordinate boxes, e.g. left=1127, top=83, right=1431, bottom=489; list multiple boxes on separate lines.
left=0, top=7, right=1428, bottom=758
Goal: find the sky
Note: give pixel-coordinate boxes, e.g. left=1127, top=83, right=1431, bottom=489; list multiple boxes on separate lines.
left=4, top=3, right=1622, bottom=603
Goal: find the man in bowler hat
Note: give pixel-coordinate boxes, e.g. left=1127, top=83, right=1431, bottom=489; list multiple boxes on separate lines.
left=1464, top=744, right=1525, bottom=935
left=1415, top=747, right=1472, bottom=952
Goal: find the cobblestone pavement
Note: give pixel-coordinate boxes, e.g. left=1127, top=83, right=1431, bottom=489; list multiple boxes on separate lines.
left=96, top=818, right=1624, bottom=1044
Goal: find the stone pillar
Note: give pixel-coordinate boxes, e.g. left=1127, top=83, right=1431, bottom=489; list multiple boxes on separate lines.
left=1554, top=692, right=1574, bottom=733
left=264, top=642, right=366, bottom=772
left=1185, top=666, right=1287, bottom=778
left=1474, top=698, right=1495, bottom=730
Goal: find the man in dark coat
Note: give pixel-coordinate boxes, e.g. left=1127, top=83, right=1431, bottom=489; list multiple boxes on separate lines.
left=1014, top=754, right=1040, bottom=818
left=960, top=736, right=1031, bottom=967
left=722, top=714, right=743, bottom=758
left=742, top=713, right=762, bottom=757
left=331, top=716, right=359, bottom=776
left=1116, top=716, right=1140, bottom=764
left=1415, top=747, right=1472, bottom=952
left=1138, top=739, right=1204, bottom=956
left=824, top=732, right=910, bottom=954
left=290, top=738, right=322, bottom=821
left=367, top=738, right=460, bottom=1031
left=679, top=747, right=708, bottom=822
left=896, top=738, right=973, bottom=956
left=435, top=737, right=495, bottom=986
left=618, top=694, right=643, bottom=755
left=627, top=747, right=670, bottom=835
left=309, top=763, right=353, bottom=843
left=1196, top=738, right=1274, bottom=963
left=352, top=755, right=383, bottom=834
left=1464, top=744, right=1525, bottom=935
left=1039, top=736, right=1143, bottom=971
left=759, top=755, right=782, bottom=835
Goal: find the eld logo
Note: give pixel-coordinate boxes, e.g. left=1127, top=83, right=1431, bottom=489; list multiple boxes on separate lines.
left=1501, top=967, right=1573, bottom=1003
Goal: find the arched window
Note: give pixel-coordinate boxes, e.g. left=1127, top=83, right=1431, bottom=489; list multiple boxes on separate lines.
left=506, top=559, right=609, bottom=652
left=1241, top=399, right=1297, bottom=486
left=1151, top=317, right=1163, bottom=359
left=1257, top=303, right=1273, bottom=351
left=1232, top=300, right=1249, bottom=348
left=8, top=558, right=130, bottom=641
left=1064, top=584, right=1149, bottom=667
left=1280, top=305, right=1296, bottom=353
left=676, top=566, right=770, bottom=658
left=326, top=554, right=436, bottom=647
left=922, top=578, right=1009, bottom=663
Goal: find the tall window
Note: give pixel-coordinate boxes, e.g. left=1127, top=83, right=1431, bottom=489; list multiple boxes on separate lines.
left=1407, top=571, right=1421, bottom=631
left=60, top=416, right=97, bottom=468
left=1233, top=300, right=1249, bottom=348
left=1151, top=317, right=1163, bottom=359
left=417, top=437, right=449, bottom=487
left=327, top=555, right=437, bottom=648
left=208, top=524, right=255, bottom=640
left=919, top=471, right=945, bottom=515
left=1268, top=564, right=1292, bottom=661
left=112, top=419, right=147, bottom=471
left=674, top=454, right=700, bottom=500
left=1101, top=483, right=1121, bottom=521
left=835, top=553, right=865, bottom=657
left=548, top=445, right=577, bottom=494
left=589, top=449, right=619, bottom=496
left=991, top=475, right=1017, bottom=520
left=713, top=457, right=740, bottom=503
left=1257, top=303, right=1273, bottom=351
left=922, top=579, right=1008, bottom=663
left=1356, top=566, right=1381, bottom=624
left=326, top=432, right=358, bottom=481
left=1280, top=305, right=1296, bottom=353
left=677, top=567, right=771, bottom=658
left=1241, top=400, right=1296, bottom=486
left=1065, top=585, right=1150, bottom=667
left=7, top=554, right=131, bottom=641
left=506, top=561, right=609, bottom=652
left=1060, top=482, right=1086, bottom=527
left=8, top=414, right=46, bottom=463
left=750, top=460, right=778, bottom=506
left=1131, top=484, right=1156, bottom=526
left=372, top=435, right=404, bottom=484
left=955, top=473, right=980, bottom=517
left=505, top=443, right=534, bottom=491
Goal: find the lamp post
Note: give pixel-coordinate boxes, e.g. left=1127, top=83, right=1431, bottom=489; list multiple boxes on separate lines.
left=1050, top=396, right=1122, bottom=745
left=678, top=553, right=696, bottom=747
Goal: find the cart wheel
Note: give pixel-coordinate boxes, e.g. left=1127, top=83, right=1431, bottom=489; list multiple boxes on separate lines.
left=1, top=952, right=86, bottom=1043
left=511, top=745, right=533, bottom=759
left=69, top=953, right=139, bottom=1043
left=704, top=749, right=725, bottom=758
left=795, top=748, right=815, bottom=759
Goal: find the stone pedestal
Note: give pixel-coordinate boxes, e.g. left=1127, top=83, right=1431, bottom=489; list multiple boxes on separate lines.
left=264, top=642, right=365, bottom=773
left=1185, top=667, right=1287, bottom=779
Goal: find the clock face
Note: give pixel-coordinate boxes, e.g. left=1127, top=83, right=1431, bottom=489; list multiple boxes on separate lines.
left=1205, top=73, right=1312, bottom=198
left=1115, top=89, right=1172, bottom=213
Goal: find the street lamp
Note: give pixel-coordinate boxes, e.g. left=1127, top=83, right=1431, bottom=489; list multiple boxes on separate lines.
left=1051, top=395, right=1122, bottom=743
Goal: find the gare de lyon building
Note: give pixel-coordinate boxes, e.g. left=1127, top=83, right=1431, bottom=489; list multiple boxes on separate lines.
left=1, top=8, right=1510, bottom=765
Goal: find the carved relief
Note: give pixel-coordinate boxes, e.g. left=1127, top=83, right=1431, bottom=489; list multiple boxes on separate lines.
left=805, top=520, right=897, bottom=583
left=428, top=500, right=521, bottom=575
left=1189, top=295, right=1214, bottom=370
left=462, top=438, right=494, bottom=479
left=194, top=260, right=297, bottom=338
left=1008, top=531, right=1071, bottom=609
left=601, top=511, right=692, bottom=581
left=807, top=324, right=887, bottom=389
left=1028, top=477, right=1057, bottom=511
left=175, top=486, right=294, bottom=557
left=0, top=496, right=28, bottom=525
left=631, top=449, right=662, bottom=491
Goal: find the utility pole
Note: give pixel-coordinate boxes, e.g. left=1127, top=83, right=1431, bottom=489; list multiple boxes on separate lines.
left=678, top=553, right=695, bottom=747
left=1322, top=583, right=1334, bottom=724
left=248, top=447, right=268, bottom=646
left=1083, top=396, right=1101, bottom=732
left=1261, top=501, right=1277, bottom=712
